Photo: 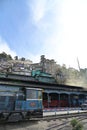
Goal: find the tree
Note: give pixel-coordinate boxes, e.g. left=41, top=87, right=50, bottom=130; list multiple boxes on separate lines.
left=0, top=52, right=12, bottom=60
left=55, top=65, right=67, bottom=84
left=14, top=56, right=18, bottom=60
left=21, top=57, right=25, bottom=61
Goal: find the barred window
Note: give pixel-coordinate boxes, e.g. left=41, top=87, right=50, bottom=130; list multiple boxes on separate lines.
left=26, top=89, right=37, bottom=99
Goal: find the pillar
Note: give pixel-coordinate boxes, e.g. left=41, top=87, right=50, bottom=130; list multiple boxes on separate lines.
left=68, top=94, right=71, bottom=107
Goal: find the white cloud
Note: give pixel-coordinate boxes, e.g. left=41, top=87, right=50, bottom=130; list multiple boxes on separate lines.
left=59, top=0, right=87, bottom=68
left=0, top=36, right=17, bottom=58
left=28, top=0, right=47, bottom=23
left=27, top=0, right=87, bottom=69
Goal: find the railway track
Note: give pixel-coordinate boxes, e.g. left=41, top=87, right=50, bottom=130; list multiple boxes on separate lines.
left=0, top=112, right=87, bottom=130
left=0, top=111, right=87, bottom=122
left=45, top=114, right=87, bottom=130
left=0, top=110, right=87, bottom=123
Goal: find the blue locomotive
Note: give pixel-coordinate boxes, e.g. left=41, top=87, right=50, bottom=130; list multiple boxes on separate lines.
left=0, top=85, right=43, bottom=121
left=0, top=70, right=56, bottom=121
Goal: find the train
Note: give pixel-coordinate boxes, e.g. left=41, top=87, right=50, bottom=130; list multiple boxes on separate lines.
left=0, top=70, right=56, bottom=121
left=0, top=84, right=43, bottom=121
left=0, top=70, right=86, bottom=121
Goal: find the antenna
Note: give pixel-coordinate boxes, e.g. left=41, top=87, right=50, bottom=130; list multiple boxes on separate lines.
left=77, top=57, right=80, bottom=71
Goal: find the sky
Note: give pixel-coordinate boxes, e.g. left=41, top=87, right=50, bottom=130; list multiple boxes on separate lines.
left=0, top=0, right=87, bottom=69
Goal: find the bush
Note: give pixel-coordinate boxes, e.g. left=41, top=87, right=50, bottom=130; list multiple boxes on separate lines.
left=71, top=118, right=78, bottom=128
left=74, top=123, right=83, bottom=130
left=71, top=118, right=83, bottom=130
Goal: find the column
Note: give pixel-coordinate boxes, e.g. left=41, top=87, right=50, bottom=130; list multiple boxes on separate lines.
left=47, top=93, right=50, bottom=108
left=58, top=94, right=60, bottom=108
left=68, top=94, right=71, bottom=107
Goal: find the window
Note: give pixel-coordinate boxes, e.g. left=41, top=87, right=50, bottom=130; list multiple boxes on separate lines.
left=26, top=89, right=37, bottom=99
left=17, top=95, right=24, bottom=100
left=38, top=90, right=42, bottom=99
left=0, top=96, right=6, bottom=102
left=9, top=96, right=15, bottom=102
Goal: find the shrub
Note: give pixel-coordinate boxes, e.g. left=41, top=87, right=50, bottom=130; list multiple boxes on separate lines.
left=70, top=118, right=83, bottom=130
left=70, top=118, right=78, bottom=128
left=74, top=123, right=83, bottom=130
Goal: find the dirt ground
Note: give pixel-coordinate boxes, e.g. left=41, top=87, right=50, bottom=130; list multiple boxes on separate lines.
left=0, top=119, right=87, bottom=130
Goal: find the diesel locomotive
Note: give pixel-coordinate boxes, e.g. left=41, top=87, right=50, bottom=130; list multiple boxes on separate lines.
left=0, top=84, right=43, bottom=121
left=0, top=70, right=56, bottom=121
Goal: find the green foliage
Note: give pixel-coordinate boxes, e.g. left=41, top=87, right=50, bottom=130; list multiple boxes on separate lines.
left=0, top=52, right=12, bottom=60
left=14, top=56, right=18, bottom=60
left=71, top=118, right=83, bottom=130
left=71, top=118, right=78, bottom=128
left=74, top=123, right=83, bottom=130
